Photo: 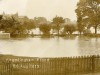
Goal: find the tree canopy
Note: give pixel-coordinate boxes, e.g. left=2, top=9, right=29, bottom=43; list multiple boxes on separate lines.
left=52, top=16, right=65, bottom=36
left=64, top=24, right=76, bottom=35
left=0, top=15, right=35, bottom=37
left=39, top=23, right=51, bottom=36
left=76, top=0, right=100, bottom=34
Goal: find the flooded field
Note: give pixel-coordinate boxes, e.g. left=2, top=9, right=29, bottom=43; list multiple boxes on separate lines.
left=0, top=36, right=100, bottom=57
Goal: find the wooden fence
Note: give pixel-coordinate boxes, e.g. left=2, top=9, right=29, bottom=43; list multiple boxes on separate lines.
left=0, top=55, right=100, bottom=75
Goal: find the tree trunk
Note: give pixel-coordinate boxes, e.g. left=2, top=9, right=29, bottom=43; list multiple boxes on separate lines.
left=79, top=31, right=82, bottom=36
left=58, top=29, right=59, bottom=36
left=95, top=26, right=97, bottom=34
left=57, top=24, right=60, bottom=37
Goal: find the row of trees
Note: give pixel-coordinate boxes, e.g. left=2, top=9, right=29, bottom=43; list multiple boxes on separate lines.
left=38, top=16, right=77, bottom=36
left=39, top=23, right=76, bottom=36
left=0, top=15, right=77, bottom=37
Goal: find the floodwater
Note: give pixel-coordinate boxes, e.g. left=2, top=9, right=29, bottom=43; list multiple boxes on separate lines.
left=0, top=36, right=100, bottom=57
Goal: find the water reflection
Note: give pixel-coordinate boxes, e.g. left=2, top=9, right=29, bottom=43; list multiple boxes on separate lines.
left=0, top=36, right=100, bottom=57
left=62, top=36, right=76, bottom=40
left=78, top=37, right=100, bottom=56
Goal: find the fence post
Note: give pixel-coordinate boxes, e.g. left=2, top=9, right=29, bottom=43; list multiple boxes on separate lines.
left=92, top=55, right=95, bottom=73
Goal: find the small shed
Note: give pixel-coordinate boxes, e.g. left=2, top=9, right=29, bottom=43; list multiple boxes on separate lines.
left=0, top=31, right=10, bottom=39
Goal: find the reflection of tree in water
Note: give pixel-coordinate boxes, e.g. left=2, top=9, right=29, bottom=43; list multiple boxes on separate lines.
left=77, top=37, right=100, bottom=56
left=62, top=35, right=76, bottom=40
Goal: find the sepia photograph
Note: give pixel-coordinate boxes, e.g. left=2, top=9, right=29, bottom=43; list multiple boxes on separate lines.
left=0, top=0, right=100, bottom=75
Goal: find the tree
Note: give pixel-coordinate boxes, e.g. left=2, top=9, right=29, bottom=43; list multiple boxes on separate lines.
left=75, top=0, right=88, bottom=35
left=75, top=0, right=100, bottom=34
left=64, top=24, right=76, bottom=35
left=39, top=24, right=51, bottom=36
left=0, top=14, right=36, bottom=37
left=87, top=0, right=100, bottom=34
left=0, top=17, right=19, bottom=35
left=23, top=19, right=36, bottom=34
left=34, top=17, right=48, bottom=27
left=52, top=16, right=65, bottom=36
left=0, top=15, right=2, bottom=20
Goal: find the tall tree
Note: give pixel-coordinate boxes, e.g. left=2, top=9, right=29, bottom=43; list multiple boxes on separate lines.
left=75, top=0, right=100, bottom=34
left=52, top=16, right=65, bottom=36
left=88, top=0, right=100, bottom=34
left=75, top=0, right=88, bottom=35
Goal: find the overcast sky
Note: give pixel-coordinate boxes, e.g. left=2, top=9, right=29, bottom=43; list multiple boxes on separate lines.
left=0, top=0, right=79, bottom=21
